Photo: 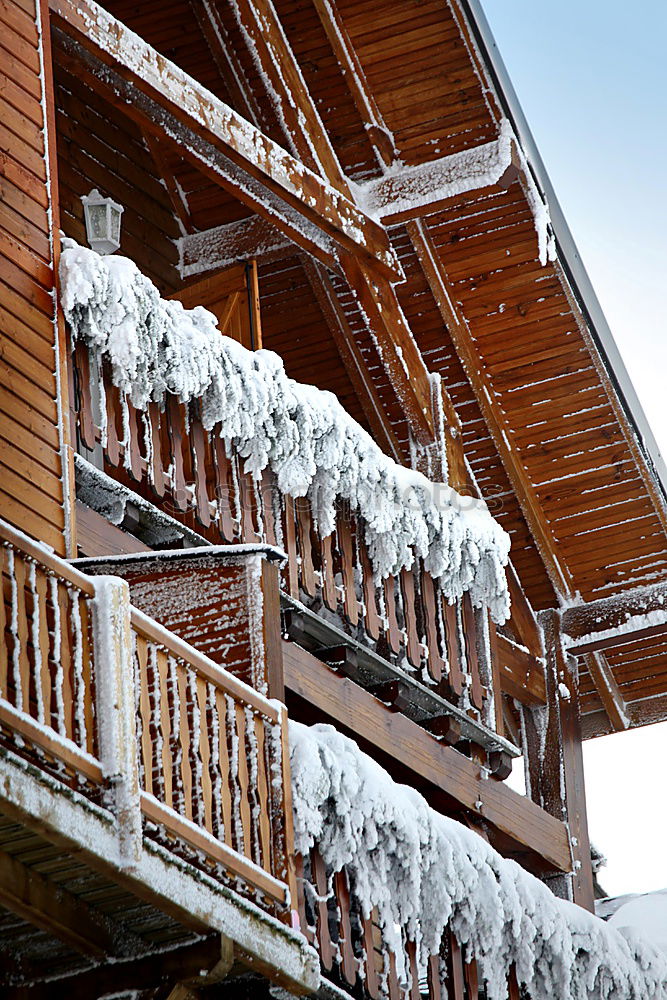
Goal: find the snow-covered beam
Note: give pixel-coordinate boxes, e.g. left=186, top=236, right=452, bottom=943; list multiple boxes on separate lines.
left=584, top=651, right=629, bottom=732
left=49, top=0, right=402, bottom=282
left=179, top=216, right=293, bottom=278
left=561, top=578, right=667, bottom=655
left=357, top=130, right=519, bottom=224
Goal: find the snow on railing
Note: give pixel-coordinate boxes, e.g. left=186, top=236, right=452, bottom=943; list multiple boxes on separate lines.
left=59, top=240, right=511, bottom=623
left=0, top=519, right=102, bottom=789
left=0, top=517, right=293, bottom=915
left=290, top=722, right=667, bottom=1000
left=131, top=606, right=293, bottom=913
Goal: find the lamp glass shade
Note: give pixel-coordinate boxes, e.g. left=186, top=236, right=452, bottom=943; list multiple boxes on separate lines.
left=81, top=189, right=124, bottom=254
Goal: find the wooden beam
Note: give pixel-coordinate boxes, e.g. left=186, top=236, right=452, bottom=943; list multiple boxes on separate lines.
left=75, top=500, right=151, bottom=557
left=48, top=0, right=401, bottom=281
left=0, top=847, right=132, bottom=958
left=406, top=217, right=574, bottom=596
left=179, top=216, right=293, bottom=278
left=561, top=578, right=667, bottom=653
left=506, top=562, right=543, bottom=658
left=283, top=640, right=571, bottom=873
left=228, top=0, right=349, bottom=193
left=3, top=935, right=229, bottom=1000
left=217, top=0, right=435, bottom=443
left=190, top=0, right=262, bottom=126
left=496, top=632, right=546, bottom=706
left=142, top=130, right=194, bottom=236
left=584, top=651, right=629, bottom=733
left=339, top=252, right=435, bottom=442
left=311, top=0, right=397, bottom=169
left=300, top=255, right=403, bottom=462
left=359, top=134, right=514, bottom=224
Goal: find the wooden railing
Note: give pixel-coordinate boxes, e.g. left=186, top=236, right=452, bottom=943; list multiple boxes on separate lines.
left=71, top=344, right=500, bottom=737
left=132, top=607, right=293, bottom=912
left=297, top=846, right=522, bottom=1000
left=0, top=519, right=103, bottom=792
left=0, top=517, right=293, bottom=918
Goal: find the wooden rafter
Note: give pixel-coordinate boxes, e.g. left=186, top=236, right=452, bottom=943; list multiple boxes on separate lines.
left=300, top=255, right=403, bottom=462
left=227, top=0, right=349, bottom=192
left=561, top=577, right=667, bottom=654
left=190, top=0, right=262, bottom=125
left=584, top=651, right=629, bottom=733
left=311, top=0, right=397, bottom=169
left=142, top=130, right=194, bottom=236
left=217, top=0, right=435, bottom=442
left=406, top=217, right=574, bottom=596
left=48, top=0, right=401, bottom=281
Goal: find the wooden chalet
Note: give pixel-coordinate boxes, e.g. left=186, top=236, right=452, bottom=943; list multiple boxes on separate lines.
left=1, top=0, right=667, bottom=995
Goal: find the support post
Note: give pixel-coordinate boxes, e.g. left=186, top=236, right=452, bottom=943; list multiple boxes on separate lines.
left=91, top=575, right=142, bottom=870
left=522, top=609, right=594, bottom=909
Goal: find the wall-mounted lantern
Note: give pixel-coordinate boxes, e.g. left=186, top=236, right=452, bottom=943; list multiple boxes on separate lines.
left=81, top=189, right=124, bottom=255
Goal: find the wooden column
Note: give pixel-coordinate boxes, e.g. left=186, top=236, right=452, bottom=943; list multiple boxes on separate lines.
left=522, top=609, right=594, bottom=909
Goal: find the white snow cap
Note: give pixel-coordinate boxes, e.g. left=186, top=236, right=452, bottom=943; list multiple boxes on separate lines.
left=60, top=240, right=510, bottom=621
left=290, top=721, right=667, bottom=1000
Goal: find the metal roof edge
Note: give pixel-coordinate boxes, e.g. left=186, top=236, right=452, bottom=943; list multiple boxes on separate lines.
left=461, top=0, right=667, bottom=502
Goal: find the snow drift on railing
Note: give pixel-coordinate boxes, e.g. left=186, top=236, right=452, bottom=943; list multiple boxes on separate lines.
left=60, top=240, right=510, bottom=621
left=290, top=721, right=667, bottom=1000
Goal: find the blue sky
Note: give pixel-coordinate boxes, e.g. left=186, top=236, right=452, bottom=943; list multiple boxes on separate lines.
left=479, top=0, right=667, bottom=897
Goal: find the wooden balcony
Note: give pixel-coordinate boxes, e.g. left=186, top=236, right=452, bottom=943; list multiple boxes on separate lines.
left=0, top=517, right=316, bottom=994
left=296, top=846, right=522, bottom=1000
left=70, top=336, right=519, bottom=767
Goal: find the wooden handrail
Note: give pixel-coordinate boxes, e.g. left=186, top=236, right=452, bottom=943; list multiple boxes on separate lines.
left=130, top=606, right=281, bottom=722
left=0, top=518, right=94, bottom=595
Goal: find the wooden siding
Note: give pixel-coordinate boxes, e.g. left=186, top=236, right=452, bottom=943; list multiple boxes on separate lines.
left=0, top=0, right=68, bottom=554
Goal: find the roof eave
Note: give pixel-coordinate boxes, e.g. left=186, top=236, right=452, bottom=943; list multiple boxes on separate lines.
left=462, top=0, right=667, bottom=504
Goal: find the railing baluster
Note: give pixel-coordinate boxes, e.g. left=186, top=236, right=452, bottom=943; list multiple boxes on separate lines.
left=148, top=401, right=166, bottom=498
left=421, top=568, right=444, bottom=683
left=362, top=910, right=381, bottom=999
left=157, top=647, right=173, bottom=809
left=334, top=868, right=357, bottom=986
left=426, top=952, right=442, bottom=1000
left=196, top=674, right=213, bottom=834
left=226, top=693, right=245, bottom=856
left=34, top=567, right=51, bottom=725
left=296, top=498, right=317, bottom=597
left=311, top=848, right=334, bottom=972
left=338, top=514, right=359, bottom=627
left=70, top=586, right=87, bottom=750
left=360, top=539, right=381, bottom=640
left=137, top=635, right=153, bottom=798
left=400, top=566, right=421, bottom=668
left=191, top=416, right=212, bottom=528
left=320, top=533, right=338, bottom=611
left=213, top=436, right=237, bottom=542
left=447, top=930, right=465, bottom=1000
left=254, top=713, right=272, bottom=872
left=215, top=689, right=234, bottom=847
left=383, top=575, right=402, bottom=655
left=176, top=660, right=193, bottom=822
left=283, top=496, right=300, bottom=598
left=234, top=702, right=253, bottom=859
left=443, top=598, right=464, bottom=698
left=462, top=595, right=484, bottom=711
left=57, top=581, right=74, bottom=740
